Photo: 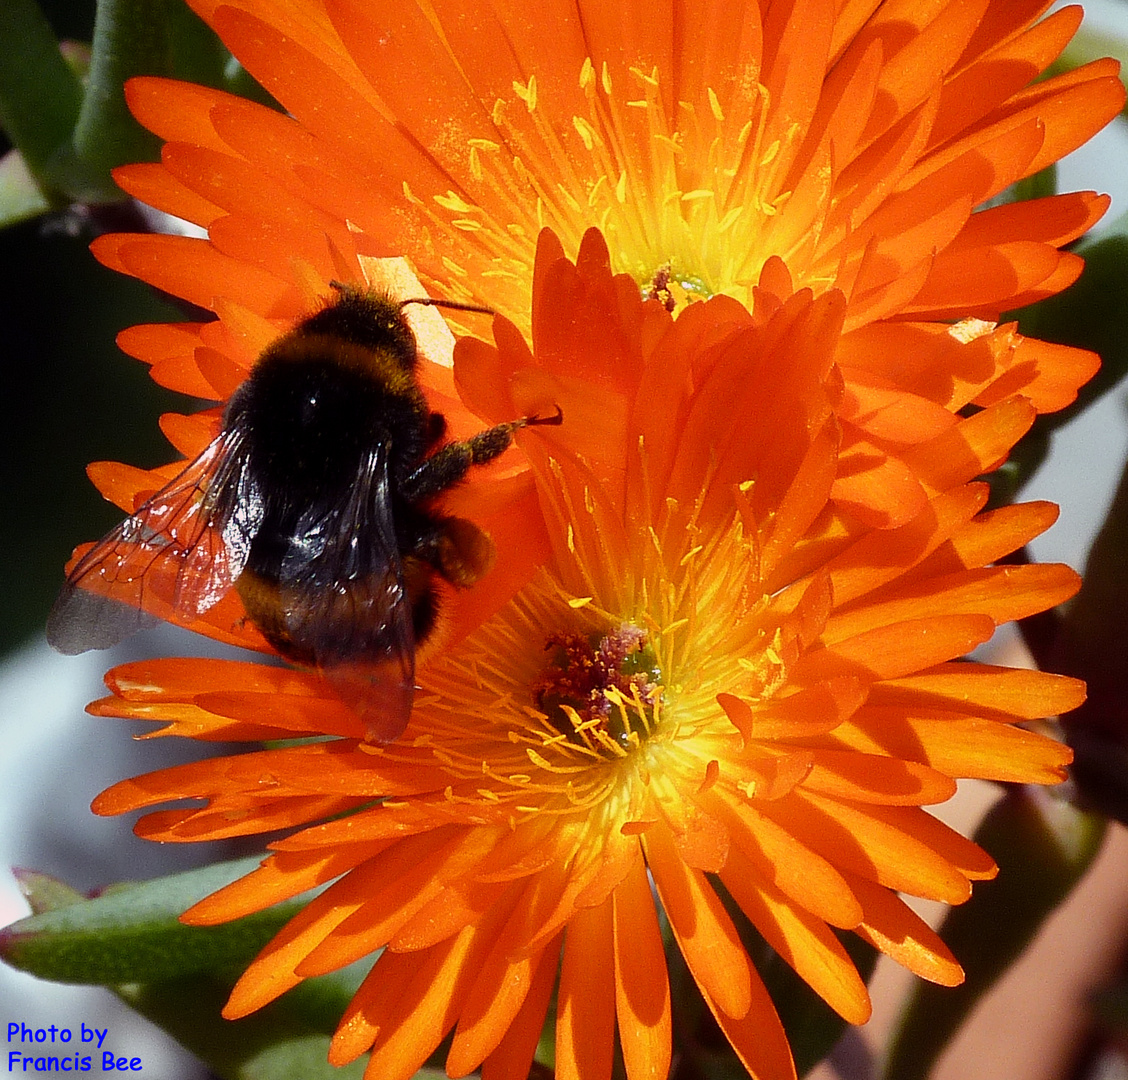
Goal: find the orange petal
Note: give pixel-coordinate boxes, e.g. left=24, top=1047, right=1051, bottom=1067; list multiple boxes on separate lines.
left=696, top=963, right=797, bottom=1080
left=721, top=843, right=871, bottom=1024
left=845, top=871, right=964, bottom=985
left=706, top=792, right=863, bottom=930
left=91, top=233, right=295, bottom=317
left=480, top=936, right=561, bottom=1080
left=824, top=563, right=1080, bottom=643
left=871, top=661, right=1087, bottom=719
left=613, top=853, right=672, bottom=1080
left=829, top=708, right=1073, bottom=784
left=113, top=161, right=224, bottom=227
left=801, top=749, right=957, bottom=806
left=645, top=821, right=753, bottom=1019
left=793, top=613, right=997, bottom=683
left=557, top=897, right=616, bottom=1080
left=757, top=789, right=988, bottom=904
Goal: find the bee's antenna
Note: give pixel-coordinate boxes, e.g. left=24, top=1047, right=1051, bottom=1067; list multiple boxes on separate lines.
left=324, top=282, right=493, bottom=317
left=524, top=405, right=564, bottom=427
left=401, top=297, right=495, bottom=317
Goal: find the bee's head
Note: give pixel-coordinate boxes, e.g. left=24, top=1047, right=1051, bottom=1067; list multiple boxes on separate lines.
left=298, top=284, right=495, bottom=374
left=398, top=295, right=495, bottom=370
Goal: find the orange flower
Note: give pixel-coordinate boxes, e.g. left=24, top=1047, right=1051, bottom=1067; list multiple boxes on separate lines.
left=94, top=230, right=1085, bottom=1080
left=110, top=0, right=1121, bottom=332
left=73, top=1, right=1122, bottom=1078
left=93, top=0, right=1122, bottom=536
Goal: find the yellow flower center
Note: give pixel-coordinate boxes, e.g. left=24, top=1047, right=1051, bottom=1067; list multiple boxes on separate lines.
left=414, top=58, right=822, bottom=318
left=643, top=265, right=713, bottom=312
left=407, top=468, right=807, bottom=831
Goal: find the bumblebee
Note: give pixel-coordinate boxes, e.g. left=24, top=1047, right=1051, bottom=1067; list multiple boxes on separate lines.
left=47, top=284, right=561, bottom=742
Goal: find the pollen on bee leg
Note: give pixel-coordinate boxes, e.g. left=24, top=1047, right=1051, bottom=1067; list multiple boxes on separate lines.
left=434, top=517, right=496, bottom=586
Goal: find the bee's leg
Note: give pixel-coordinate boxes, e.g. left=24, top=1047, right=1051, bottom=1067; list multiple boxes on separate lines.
left=403, top=407, right=562, bottom=500
left=425, top=411, right=447, bottom=447
left=401, top=504, right=496, bottom=588
left=425, top=517, right=497, bottom=586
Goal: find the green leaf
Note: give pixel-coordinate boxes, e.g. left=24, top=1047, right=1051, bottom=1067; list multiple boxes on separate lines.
left=1054, top=446, right=1128, bottom=710
left=67, top=0, right=172, bottom=200
left=0, top=0, right=277, bottom=211
left=1052, top=443, right=1128, bottom=822
left=0, top=856, right=396, bottom=1080
left=163, top=0, right=277, bottom=108
left=221, top=57, right=281, bottom=108
left=9, top=867, right=84, bottom=916
left=0, top=858, right=388, bottom=1079
left=881, top=787, right=1105, bottom=1080
left=1092, top=982, right=1128, bottom=1041
left=0, top=149, right=52, bottom=226
left=0, top=855, right=309, bottom=984
left=114, top=963, right=370, bottom=1080
left=0, top=0, right=83, bottom=200
left=984, top=424, right=1050, bottom=509
left=231, top=1035, right=368, bottom=1080
left=1059, top=30, right=1128, bottom=109
left=1015, top=232, right=1128, bottom=431
left=66, top=0, right=279, bottom=200
left=1010, top=162, right=1057, bottom=203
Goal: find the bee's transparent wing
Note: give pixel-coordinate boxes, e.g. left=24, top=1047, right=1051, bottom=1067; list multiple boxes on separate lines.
left=46, top=426, right=261, bottom=654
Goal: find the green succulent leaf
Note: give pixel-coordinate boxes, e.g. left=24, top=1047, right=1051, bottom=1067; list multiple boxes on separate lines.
left=0, top=150, right=53, bottom=225
left=67, top=0, right=171, bottom=200
left=0, top=857, right=388, bottom=1080
left=9, top=867, right=85, bottom=916
left=1059, top=29, right=1128, bottom=109
left=989, top=230, right=1128, bottom=501
left=1054, top=446, right=1128, bottom=724
left=1022, top=232, right=1128, bottom=426
left=1052, top=443, right=1128, bottom=823
left=0, top=855, right=306, bottom=984
left=1092, top=982, right=1128, bottom=1041
left=115, top=964, right=370, bottom=1080
left=0, top=0, right=83, bottom=200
